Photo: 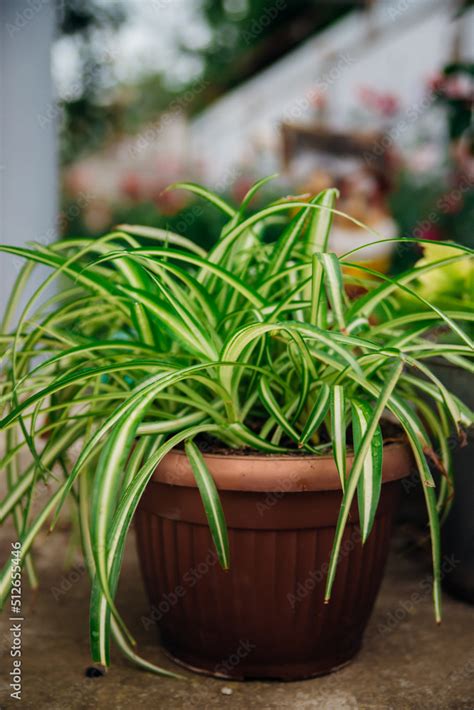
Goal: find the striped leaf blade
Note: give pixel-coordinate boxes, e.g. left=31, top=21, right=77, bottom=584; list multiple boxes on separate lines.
left=166, top=181, right=236, bottom=217
left=89, top=424, right=220, bottom=667
left=117, top=223, right=207, bottom=256
left=262, top=193, right=325, bottom=286
left=299, top=383, right=330, bottom=447
left=258, top=377, right=299, bottom=444
left=305, top=188, right=338, bottom=254
left=325, top=360, right=403, bottom=604
left=91, top=246, right=266, bottom=309
left=318, top=252, right=346, bottom=331
left=331, top=385, right=347, bottom=490
left=185, top=440, right=230, bottom=569
left=352, top=399, right=383, bottom=542
left=310, top=252, right=325, bottom=327
left=346, top=258, right=474, bottom=349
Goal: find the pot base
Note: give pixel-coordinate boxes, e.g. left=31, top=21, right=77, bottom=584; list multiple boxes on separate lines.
left=161, top=642, right=361, bottom=681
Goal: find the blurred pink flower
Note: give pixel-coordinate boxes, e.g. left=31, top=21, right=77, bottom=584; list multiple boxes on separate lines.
left=232, top=177, right=254, bottom=203
left=405, top=144, right=441, bottom=173
left=417, top=224, right=442, bottom=241
left=121, top=173, right=142, bottom=201
left=426, top=72, right=444, bottom=93
left=307, top=87, right=327, bottom=111
left=357, top=86, right=400, bottom=117
left=429, top=72, right=474, bottom=101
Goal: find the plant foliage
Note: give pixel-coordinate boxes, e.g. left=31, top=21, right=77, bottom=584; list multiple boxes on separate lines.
left=0, top=180, right=473, bottom=674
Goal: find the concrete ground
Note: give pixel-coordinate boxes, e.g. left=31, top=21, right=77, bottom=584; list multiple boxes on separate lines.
left=0, top=525, right=473, bottom=710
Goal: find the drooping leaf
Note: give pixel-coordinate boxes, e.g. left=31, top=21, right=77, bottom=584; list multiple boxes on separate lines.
left=352, top=399, right=383, bottom=542
left=331, top=385, right=347, bottom=491
left=185, top=439, right=230, bottom=569
left=299, top=383, right=330, bottom=447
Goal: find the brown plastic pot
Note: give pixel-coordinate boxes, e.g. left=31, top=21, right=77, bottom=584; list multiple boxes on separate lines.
left=135, top=443, right=412, bottom=680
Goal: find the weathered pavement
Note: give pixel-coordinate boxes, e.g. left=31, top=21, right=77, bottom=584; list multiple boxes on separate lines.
left=0, top=525, right=473, bottom=710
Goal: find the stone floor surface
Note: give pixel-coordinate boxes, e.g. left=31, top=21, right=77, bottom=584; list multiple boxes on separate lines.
left=0, top=525, right=473, bottom=710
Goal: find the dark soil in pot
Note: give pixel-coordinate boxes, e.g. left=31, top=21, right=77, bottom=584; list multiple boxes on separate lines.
left=135, top=443, right=412, bottom=680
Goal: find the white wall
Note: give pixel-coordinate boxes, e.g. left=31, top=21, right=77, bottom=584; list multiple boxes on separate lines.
left=0, top=0, right=57, bottom=319
left=191, top=0, right=473, bottom=187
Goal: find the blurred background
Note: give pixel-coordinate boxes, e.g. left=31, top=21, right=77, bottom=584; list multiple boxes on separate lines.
left=1, top=0, right=473, bottom=308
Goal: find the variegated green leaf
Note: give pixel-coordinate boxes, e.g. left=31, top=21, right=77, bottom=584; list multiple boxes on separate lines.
left=352, top=399, right=383, bottom=542
left=331, top=385, right=347, bottom=490
left=299, top=383, right=330, bottom=447
left=185, top=439, right=230, bottom=569
left=325, top=361, right=403, bottom=604
left=318, top=252, right=346, bottom=331
left=258, top=377, right=299, bottom=444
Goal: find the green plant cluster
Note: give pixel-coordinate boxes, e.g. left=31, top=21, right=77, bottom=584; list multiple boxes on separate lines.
left=0, top=179, right=472, bottom=674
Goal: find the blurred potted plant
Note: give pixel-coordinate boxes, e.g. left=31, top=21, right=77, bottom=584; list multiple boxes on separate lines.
left=395, top=241, right=474, bottom=602
left=0, top=181, right=472, bottom=679
left=430, top=62, right=474, bottom=142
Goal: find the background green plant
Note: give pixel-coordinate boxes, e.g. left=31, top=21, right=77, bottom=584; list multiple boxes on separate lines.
left=0, top=179, right=473, bottom=675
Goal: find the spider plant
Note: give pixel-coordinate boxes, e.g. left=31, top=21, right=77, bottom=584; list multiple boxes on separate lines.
left=0, top=178, right=473, bottom=676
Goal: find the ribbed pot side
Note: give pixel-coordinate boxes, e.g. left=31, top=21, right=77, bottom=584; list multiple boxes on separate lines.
left=135, top=443, right=412, bottom=680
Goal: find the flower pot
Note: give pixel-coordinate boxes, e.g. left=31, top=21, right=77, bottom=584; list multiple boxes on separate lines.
left=431, top=362, right=474, bottom=603
left=135, top=443, right=412, bottom=680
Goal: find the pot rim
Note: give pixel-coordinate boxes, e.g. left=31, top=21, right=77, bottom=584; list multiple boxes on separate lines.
left=152, top=441, right=412, bottom=492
